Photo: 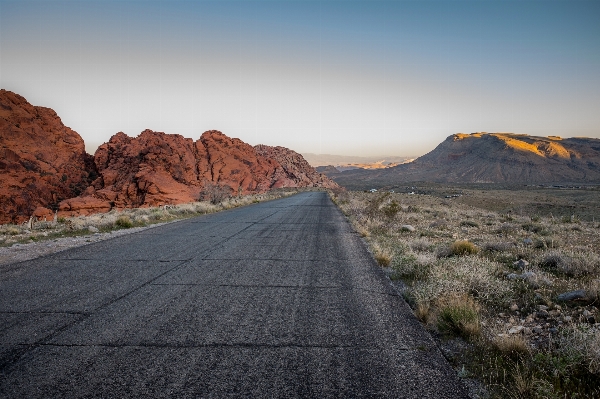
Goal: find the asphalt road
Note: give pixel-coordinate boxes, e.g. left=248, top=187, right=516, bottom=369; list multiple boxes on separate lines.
left=0, top=192, right=468, bottom=398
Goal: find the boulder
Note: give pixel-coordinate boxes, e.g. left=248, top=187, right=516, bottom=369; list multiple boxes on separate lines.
left=556, top=290, right=588, bottom=303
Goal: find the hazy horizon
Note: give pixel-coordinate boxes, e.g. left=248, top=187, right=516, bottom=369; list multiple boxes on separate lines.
left=2, top=0, right=599, bottom=158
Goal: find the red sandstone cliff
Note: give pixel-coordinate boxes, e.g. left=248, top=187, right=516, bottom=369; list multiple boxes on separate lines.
left=0, top=90, right=95, bottom=223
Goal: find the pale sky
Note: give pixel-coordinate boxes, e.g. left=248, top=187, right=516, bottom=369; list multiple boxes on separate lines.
left=1, top=0, right=599, bottom=157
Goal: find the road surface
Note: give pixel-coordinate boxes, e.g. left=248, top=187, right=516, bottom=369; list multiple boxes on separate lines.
left=0, top=192, right=468, bottom=398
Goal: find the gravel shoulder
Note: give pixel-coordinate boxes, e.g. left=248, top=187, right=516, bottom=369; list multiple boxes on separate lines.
left=0, top=222, right=172, bottom=267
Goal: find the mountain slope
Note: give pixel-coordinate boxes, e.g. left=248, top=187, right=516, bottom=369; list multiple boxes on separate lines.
left=330, top=133, right=600, bottom=188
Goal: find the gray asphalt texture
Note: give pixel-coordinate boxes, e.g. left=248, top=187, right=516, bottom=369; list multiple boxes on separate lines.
left=0, top=192, right=468, bottom=398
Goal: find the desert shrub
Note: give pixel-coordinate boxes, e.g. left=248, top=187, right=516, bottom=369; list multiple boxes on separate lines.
left=522, top=222, right=544, bottom=233
left=405, top=205, right=420, bottom=213
left=372, top=243, right=392, bottom=267
left=199, top=181, right=232, bottom=204
left=391, top=253, right=431, bottom=281
left=436, top=295, right=481, bottom=338
left=449, top=240, right=478, bottom=256
left=538, top=251, right=600, bottom=277
left=435, top=245, right=453, bottom=258
left=364, top=193, right=390, bottom=217
left=381, top=200, right=400, bottom=219
left=415, top=302, right=432, bottom=323
left=410, top=256, right=511, bottom=306
left=558, top=324, right=600, bottom=375
left=410, top=238, right=433, bottom=252
left=533, top=237, right=560, bottom=249
left=502, top=361, right=555, bottom=399
left=429, top=219, right=447, bottom=229
left=460, top=220, right=479, bottom=228
left=5, top=227, right=21, bottom=235
left=492, top=334, right=530, bottom=357
left=495, top=223, right=517, bottom=234
left=375, top=253, right=391, bottom=267
left=539, top=251, right=564, bottom=269
left=561, top=215, right=579, bottom=224
left=482, top=241, right=513, bottom=253
left=115, top=215, right=133, bottom=228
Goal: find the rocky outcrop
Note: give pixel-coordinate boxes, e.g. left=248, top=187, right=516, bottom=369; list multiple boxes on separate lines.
left=0, top=91, right=339, bottom=222
left=330, top=133, right=600, bottom=188
left=59, top=131, right=338, bottom=216
left=0, top=90, right=95, bottom=223
left=254, top=145, right=340, bottom=189
left=60, top=129, right=286, bottom=214
left=199, top=130, right=282, bottom=194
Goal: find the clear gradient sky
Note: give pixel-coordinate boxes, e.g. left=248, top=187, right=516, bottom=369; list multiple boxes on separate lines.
left=1, top=0, right=599, bottom=157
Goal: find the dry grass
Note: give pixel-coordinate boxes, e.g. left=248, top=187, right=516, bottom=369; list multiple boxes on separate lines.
left=115, top=215, right=133, bottom=228
left=0, top=190, right=299, bottom=247
left=436, top=294, right=481, bottom=339
left=332, top=188, right=600, bottom=397
left=449, top=240, right=478, bottom=256
left=372, top=243, right=392, bottom=267
left=492, top=334, right=530, bottom=356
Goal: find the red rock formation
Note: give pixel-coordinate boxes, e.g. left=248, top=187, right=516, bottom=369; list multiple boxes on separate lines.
left=254, top=145, right=340, bottom=189
left=0, top=90, right=95, bottom=224
left=59, top=130, right=336, bottom=216
left=0, top=90, right=341, bottom=222
left=197, top=130, right=282, bottom=194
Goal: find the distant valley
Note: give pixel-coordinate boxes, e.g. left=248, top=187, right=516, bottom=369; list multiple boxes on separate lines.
left=302, top=153, right=414, bottom=170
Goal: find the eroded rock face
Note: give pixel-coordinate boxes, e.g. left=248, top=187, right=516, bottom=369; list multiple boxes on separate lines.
left=0, top=90, right=341, bottom=222
left=0, top=90, right=95, bottom=223
left=86, top=129, right=201, bottom=209
left=59, top=130, right=337, bottom=216
left=254, top=145, right=340, bottom=190
left=198, top=130, right=281, bottom=194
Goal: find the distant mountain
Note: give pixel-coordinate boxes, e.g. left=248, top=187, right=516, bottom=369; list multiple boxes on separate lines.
left=0, top=90, right=338, bottom=223
left=301, top=153, right=412, bottom=168
left=328, top=133, right=600, bottom=189
left=316, top=165, right=342, bottom=176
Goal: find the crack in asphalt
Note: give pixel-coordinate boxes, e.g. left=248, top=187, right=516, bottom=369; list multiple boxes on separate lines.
left=35, top=342, right=366, bottom=350
left=148, top=283, right=401, bottom=297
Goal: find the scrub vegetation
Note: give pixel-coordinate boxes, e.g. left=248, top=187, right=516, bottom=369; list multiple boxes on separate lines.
left=331, top=188, right=600, bottom=398
left=0, top=189, right=299, bottom=247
